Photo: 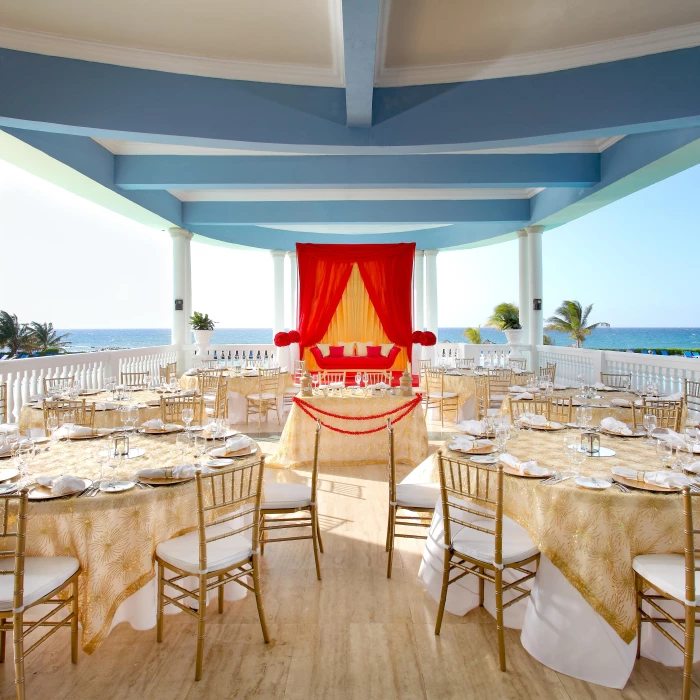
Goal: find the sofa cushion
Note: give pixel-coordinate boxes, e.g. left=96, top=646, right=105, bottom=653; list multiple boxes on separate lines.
left=309, top=345, right=402, bottom=370
left=329, top=346, right=344, bottom=358
left=339, top=342, right=356, bottom=357
left=317, top=343, right=331, bottom=358
left=380, top=343, right=395, bottom=358
left=355, top=342, right=370, bottom=357
left=367, top=346, right=382, bottom=358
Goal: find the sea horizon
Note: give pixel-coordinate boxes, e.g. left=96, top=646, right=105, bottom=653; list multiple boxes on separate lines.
left=53, top=326, right=700, bottom=352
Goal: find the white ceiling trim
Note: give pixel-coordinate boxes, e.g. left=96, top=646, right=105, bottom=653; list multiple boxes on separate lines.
left=375, top=13, right=700, bottom=86
left=170, top=188, right=543, bottom=202
left=0, top=20, right=345, bottom=87
left=259, top=224, right=450, bottom=235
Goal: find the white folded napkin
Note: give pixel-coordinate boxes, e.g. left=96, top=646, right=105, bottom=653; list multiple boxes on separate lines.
left=645, top=391, right=684, bottom=402
left=95, top=401, right=119, bottom=410
left=553, top=384, right=567, bottom=390
left=509, top=385, right=527, bottom=393
left=141, top=419, right=165, bottom=430
left=686, top=461, right=700, bottom=474
left=610, top=398, right=632, bottom=408
left=0, top=424, right=19, bottom=433
left=373, top=382, right=389, bottom=389
left=513, top=392, right=534, bottom=401
left=448, top=437, right=493, bottom=452
left=329, top=382, right=345, bottom=389
left=136, top=464, right=197, bottom=479
left=185, top=369, right=198, bottom=376
left=656, top=430, right=688, bottom=449
left=29, top=394, right=46, bottom=402
left=600, top=417, right=633, bottom=436
left=519, top=414, right=546, bottom=426
left=211, top=435, right=252, bottom=457
left=611, top=466, right=690, bottom=488
left=500, top=453, right=550, bottom=476
left=36, top=474, right=85, bottom=496
left=53, top=424, right=93, bottom=438
left=456, top=419, right=487, bottom=436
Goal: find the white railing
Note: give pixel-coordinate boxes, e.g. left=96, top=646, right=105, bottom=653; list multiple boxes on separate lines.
left=186, top=344, right=278, bottom=369
left=0, top=345, right=178, bottom=422
left=537, top=345, right=700, bottom=393
left=434, top=342, right=533, bottom=367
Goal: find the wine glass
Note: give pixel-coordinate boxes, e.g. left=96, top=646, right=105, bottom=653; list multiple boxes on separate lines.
left=105, top=453, right=122, bottom=488
left=13, top=441, right=34, bottom=486
left=563, top=435, right=579, bottom=476
left=119, top=405, right=131, bottom=432
left=94, top=445, right=109, bottom=483
left=193, top=434, right=208, bottom=466
left=656, top=439, right=674, bottom=469
left=128, top=404, right=140, bottom=430
left=643, top=414, right=658, bottom=444
left=169, top=377, right=180, bottom=394
left=182, top=407, right=194, bottom=434
left=176, top=432, right=191, bottom=462
left=46, top=415, right=59, bottom=443
left=355, top=372, right=362, bottom=388
left=575, top=406, right=592, bottom=429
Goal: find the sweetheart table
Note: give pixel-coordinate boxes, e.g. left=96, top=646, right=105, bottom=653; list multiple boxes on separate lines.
left=268, top=392, right=428, bottom=469
left=412, top=430, right=697, bottom=687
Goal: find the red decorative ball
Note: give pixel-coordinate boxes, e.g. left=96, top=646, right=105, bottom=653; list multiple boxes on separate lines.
left=420, top=331, right=437, bottom=346
left=287, top=330, right=301, bottom=343
left=411, top=330, right=423, bottom=343
left=274, top=331, right=291, bottom=347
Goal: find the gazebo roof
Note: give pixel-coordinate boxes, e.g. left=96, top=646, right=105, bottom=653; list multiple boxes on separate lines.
left=1, top=0, right=700, bottom=250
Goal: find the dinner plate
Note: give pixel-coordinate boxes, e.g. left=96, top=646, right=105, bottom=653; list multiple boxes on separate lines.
left=31, top=437, right=50, bottom=445
left=575, top=476, right=612, bottom=489
left=611, top=474, right=683, bottom=492
left=0, top=467, right=19, bottom=482
left=501, top=464, right=552, bottom=478
left=67, top=431, right=107, bottom=441
left=28, top=478, right=93, bottom=500
left=203, top=458, right=235, bottom=468
left=468, top=454, right=499, bottom=464
left=0, top=482, right=18, bottom=495
left=79, top=390, right=101, bottom=396
left=99, top=480, right=136, bottom=493
left=462, top=431, right=496, bottom=439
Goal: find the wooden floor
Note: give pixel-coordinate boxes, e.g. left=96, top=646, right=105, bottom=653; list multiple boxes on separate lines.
left=0, top=423, right=698, bottom=699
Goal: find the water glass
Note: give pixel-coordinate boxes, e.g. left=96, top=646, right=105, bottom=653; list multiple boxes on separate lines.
left=176, top=432, right=191, bottom=461
left=94, top=445, right=109, bottom=480
left=656, top=439, right=674, bottom=469
left=643, top=414, right=658, bottom=443
left=128, top=405, right=140, bottom=429
left=119, top=405, right=131, bottom=431
left=182, top=407, right=194, bottom=432
left=193, top=434, right=208, bottom=464
left=14, top=441, right=35, bottom=486
left=106, top=453, right=122, bottom=487
left=355, top=372, right=362, bottom=387
left=46, top=415, right=59, bottom=442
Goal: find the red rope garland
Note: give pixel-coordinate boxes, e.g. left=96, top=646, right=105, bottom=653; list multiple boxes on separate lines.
left=292, top=394, right=423, bottom=435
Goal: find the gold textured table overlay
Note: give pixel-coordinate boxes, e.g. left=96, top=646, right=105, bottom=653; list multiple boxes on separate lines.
left=418, top=429, right=694, bottom=643
left=180, top=371, right=293, bottom=397
left=9, top=433, right=260, bottom=654
left=269, top=394, right=428, bottom=469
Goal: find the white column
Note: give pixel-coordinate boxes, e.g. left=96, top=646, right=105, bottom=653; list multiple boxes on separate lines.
left=184, top=234, right=193, bottom=345
left=169, top=227, right=193, bottom=371
left=517, top=229, right=530, bottom=338
left=271, top=250, right=286, bottom=334
left=287, top=251, right=298, bottom=329
left=414, top=250, right=425, bottom=330
left=527, top=225, right=544, bottom=367
left=424, top=249, right=438, bottom=336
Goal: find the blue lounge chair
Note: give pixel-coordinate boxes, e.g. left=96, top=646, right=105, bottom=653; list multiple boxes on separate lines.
left=648, top=350, right=657, bottom=355
left=661, top=350, right=669, bottom=356
left=693, top=352, right=700, bottom=358
left=685, top=351, right=694, bottom=358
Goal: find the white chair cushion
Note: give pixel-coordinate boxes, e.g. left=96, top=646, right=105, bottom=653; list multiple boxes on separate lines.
left=0, top=556, right=79, bottom=610
left=490, top=394, right=506, bottom=401
left=633, top=553, right=697, bottom=603
left=452, top=515, right=539, bottom=566
left=203, top=392, right=217, bottom=401
left=284, top=386, right=300, bottom=395
left=156, top=523, right=251, bottom=575
left=428, top=392, right=458, bottom=399
left=396, top=482, right=440, bottom=509
left=248, top=392, right=276, bottom=401
left=262, top=483, right=312, bottom=510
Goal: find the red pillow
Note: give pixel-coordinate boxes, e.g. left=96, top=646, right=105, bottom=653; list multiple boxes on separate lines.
left=329, top=346, right=345, bottom=358
left=366, top=346, right=382, bottom=358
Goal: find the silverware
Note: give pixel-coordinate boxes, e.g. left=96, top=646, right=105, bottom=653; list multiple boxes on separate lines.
left=614, top=482, right=630, bottom=492
left=87, top=481, right=103, bottom=497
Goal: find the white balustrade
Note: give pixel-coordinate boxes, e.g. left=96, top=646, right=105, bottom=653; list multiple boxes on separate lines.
left=187, top=344, right=278, bottom=368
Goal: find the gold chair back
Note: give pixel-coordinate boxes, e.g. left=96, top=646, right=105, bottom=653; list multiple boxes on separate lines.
left=600, top=372, right=632, bottom=389
left=0, top=490, right=27, bottom=614
left=509, top=398, right=548, bottom=422
left=632, top=398, right=684, bottom=431
left=0, top=383, right=5, bottom=424
left=488, top=368, right=513, bottom=395
left=161, top=394, right=204, bottom=425
left=474, top=375, right=489, bottom=420
left=43, top=399, right=94, bottom=429
left=43, top=376, right=76, bottom=395
left=197, top=368, right=224, bottom=394
left=201, top=359, right=220, bottom=369
left=258, top=367, right=281, bottom=396
left=685, top=379, right=700, bottom=423
left=418, top=359, right=432, bottom=386
left=209, top=377, right=228, bottom=419
left=320, top=371, right=346, bottom=385
left=509, top=358, right=527, bottom=370
left=159, top=362, right=178, bottom=384
left=455, top=358, right=475, bottom=370
left=120, top=371, right=150, bottom=388
left=292, top=360, right=306, bottom=384
left=364, top=371, right=391, bottom=385
left=425, top=367, right=446, bottom=396
left=539, top=362, right=556, bottom=383
left=548, top=397, right=573, bottom=423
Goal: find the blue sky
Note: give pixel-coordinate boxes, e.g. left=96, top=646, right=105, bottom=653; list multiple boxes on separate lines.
left=1, top=158, right=699, bottom=329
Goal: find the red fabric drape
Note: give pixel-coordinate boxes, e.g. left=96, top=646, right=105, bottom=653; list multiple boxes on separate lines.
left=296, top=243, right=415, bottom=359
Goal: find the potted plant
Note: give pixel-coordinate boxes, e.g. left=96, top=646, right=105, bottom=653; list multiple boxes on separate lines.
left=485, top=303, right=523, bottom=345
left=190, top=312, right=216, bottom=347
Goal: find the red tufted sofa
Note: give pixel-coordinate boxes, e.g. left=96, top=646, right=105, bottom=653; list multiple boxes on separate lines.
left=309, top=345, right=401, bottom=370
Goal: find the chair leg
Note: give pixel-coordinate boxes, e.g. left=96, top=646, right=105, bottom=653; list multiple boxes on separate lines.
left=0, top=617, right=5, bottom=663
left=245, top=400, right=249, bottom=426
left=251, top=554, right=270, bottom=644
left=635, top=573, right=642, bottom=659
left=311, top=508, right=322, bottom=581
left=478, top=567, right=484, bottom=606
left=258, top=401, right=261, bottom=429
left=440, top=401, right=445, bottom=428
left=194, top=575, right=207, bottom=681
left=316, top=513, right=324, bottom=554
left=385, top=506, right=393, bottom=552
left=156, top=561, right=165, bottom=643
left=683, top=603, right=696, bottom=700
left=276, top=400, right=281, bottom=425
left=218, top=574, right=224, bottom=614
left=495, top=568, right=506, bottom=672
left=260, top=513, right=266, bottom=556
left=386, top=507, right=396, bottom=579
left=70, top=577, right=79, bottom=664
left=13, top=611, right=24, bottom=700
left=435, top=549, right=451, bottom=635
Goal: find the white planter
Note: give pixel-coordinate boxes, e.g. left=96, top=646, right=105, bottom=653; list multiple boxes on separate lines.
left=192, top=329, right=214, bottom=347
left=504, top=329, right=525, bottom=346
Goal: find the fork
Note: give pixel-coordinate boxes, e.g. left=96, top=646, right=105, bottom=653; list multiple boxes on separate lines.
left=614, top=482, right=630, bottom=493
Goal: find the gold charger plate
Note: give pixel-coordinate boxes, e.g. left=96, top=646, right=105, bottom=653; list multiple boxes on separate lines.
left=139, top=426, right=185, bottom=435
left=137, top=475, right=194, bottom=486
left=28, top=478, right=92, bottom=500
left=600, top=428, right=645, bottom=438
left=449, top=444, right=496, bottom=455
left=524, top=423, right=566, bottom=431
left=611, top=474, right=683, bottom=493
left=68, top=431, right=108, bottom=440
left=79, top=390, right=101, bottom=396
left=501, top=464, right=552, bottom=479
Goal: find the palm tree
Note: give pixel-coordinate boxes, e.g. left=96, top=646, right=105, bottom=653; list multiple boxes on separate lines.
left=463, top=327, right=482, bottom=344
left=0, top=311, right=35, bottom=356
left=545, top=301, right=609, bottom=348
left=485, top=302, right=521, bottom=330
left=29, top=322, right=71, bottom=353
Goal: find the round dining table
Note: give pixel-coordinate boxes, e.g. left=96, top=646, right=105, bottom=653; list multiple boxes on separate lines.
left=3, top=430, right=262, bottom=654
left=412, top=428, right=697, bottom=688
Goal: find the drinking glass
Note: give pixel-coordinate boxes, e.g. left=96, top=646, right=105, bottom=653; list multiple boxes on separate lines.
left=94, top=445, right=109, bottom=482
left=182, top=407, right=194, bottom=433
left=620, top=376, right=631, bottom=392
left=362, top=372, right=369, bottom=388
left=571, top=445, right=587, bottom=475
left=14, top=441, right=35, bottom=486
left=169, top=377, right=180, bottom=393
left=106, top=453, right=122, bottom=488
left=677, top=439, right=694, bottom=472
left=656, top=439, right=674, bottom=469
left=643, top=414, right=658, bottom=443
left=128, top=404, right=140, bottom=430
left=355, top=372, right=362, bottom=387
left=563, top=435, right=580, bottom=476
left=119, top=405, right=131, bottom=432
left=193, top=434, right=208, bottom=465
left=575, top=406, right=592, bottom=428
left=494, top=426, right=509, bottom=456
left=46, top=415, right=59, bottom=443
left=5, top=427, right=20, bottom=454
left=176, top=432, right=191, bottom=461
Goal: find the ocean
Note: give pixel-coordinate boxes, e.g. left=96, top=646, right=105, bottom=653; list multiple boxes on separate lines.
left=57, top=327, right=700, bottom=352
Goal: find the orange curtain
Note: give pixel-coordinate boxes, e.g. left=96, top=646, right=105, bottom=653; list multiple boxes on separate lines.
left=304, top=264, right=407, bottom=371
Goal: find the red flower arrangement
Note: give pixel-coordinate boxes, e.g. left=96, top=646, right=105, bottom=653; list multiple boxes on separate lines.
left=411, top=330, right=423, bottom=343
left=274, top=331, right=291, bottom=347
left=419, top=331, right=437, bottom=346
left=288, top=330, right=301, bottom=343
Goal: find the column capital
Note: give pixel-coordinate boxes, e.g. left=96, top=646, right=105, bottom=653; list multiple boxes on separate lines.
left=424, top=249, right=438, bottom=257
left=526, top=225, right=545, bottom=235
left=286, top=250, right=297, bottom=260
left=516, top=228, right=529, bottom=238
left=169, top=227, right=193, bottom=240
left=270, top=249, right=286, bottom=259
left=415, top=249, right=425, bottom=257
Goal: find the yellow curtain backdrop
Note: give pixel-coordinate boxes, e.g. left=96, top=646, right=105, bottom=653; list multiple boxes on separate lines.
left=304, top=264, right=408, bottom=371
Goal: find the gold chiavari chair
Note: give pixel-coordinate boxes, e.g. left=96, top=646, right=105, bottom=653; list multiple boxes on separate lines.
left=386, top=419, right=439, bottom=578
left=509, top=358, right=527, bottom=371
left=455, top=358, right=475, bottom=370
left=631, top=398, right=684, bottom=432
left=0, top=383, right=6, bottom=425
left=538, top=362, right=556, bottom=383
left=548, top=396, right=573, bottom=423
left=475, top=375, right=490, bottom=420
left=685, top=379, right=700, bottom=423
left=200, top=359, right=220, bottom=369
left=42, top=399, right=94, bottom=430
left=246, top=368, right=281, bottom=427
left=508, top=398, right=549, bottom=423
left=161, top=394, right=204, bottom=426
left=159, top=362, right=178, bottom=384
left=633, top=486, right=700, bottom=700
left=488, top=369, right=514, bottom=410
left=0, top=490, right=80, bottom=700
left=320, top=370, right=346, bottom=385
left=364, top=371, right=392, bottom=386
left=418, top=358, right=432, bottom=388
left=424, top=368, right=459, bottom=427
left=204, top=377, right=228, bottom=420
left=120, top=371, right=150, bottom=388
left=434, top=451, right=540, bottom=671
left=42, top=376, right=76, bottom=396
left=283, top=360, right=305, bottom=409
left=197, top=368, right=224, bottom=401
left=260, top=421, right=323, bottom=579
left=155, top=459, right=269, bottom=680
left=600, top=372, right=632, bottom=389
